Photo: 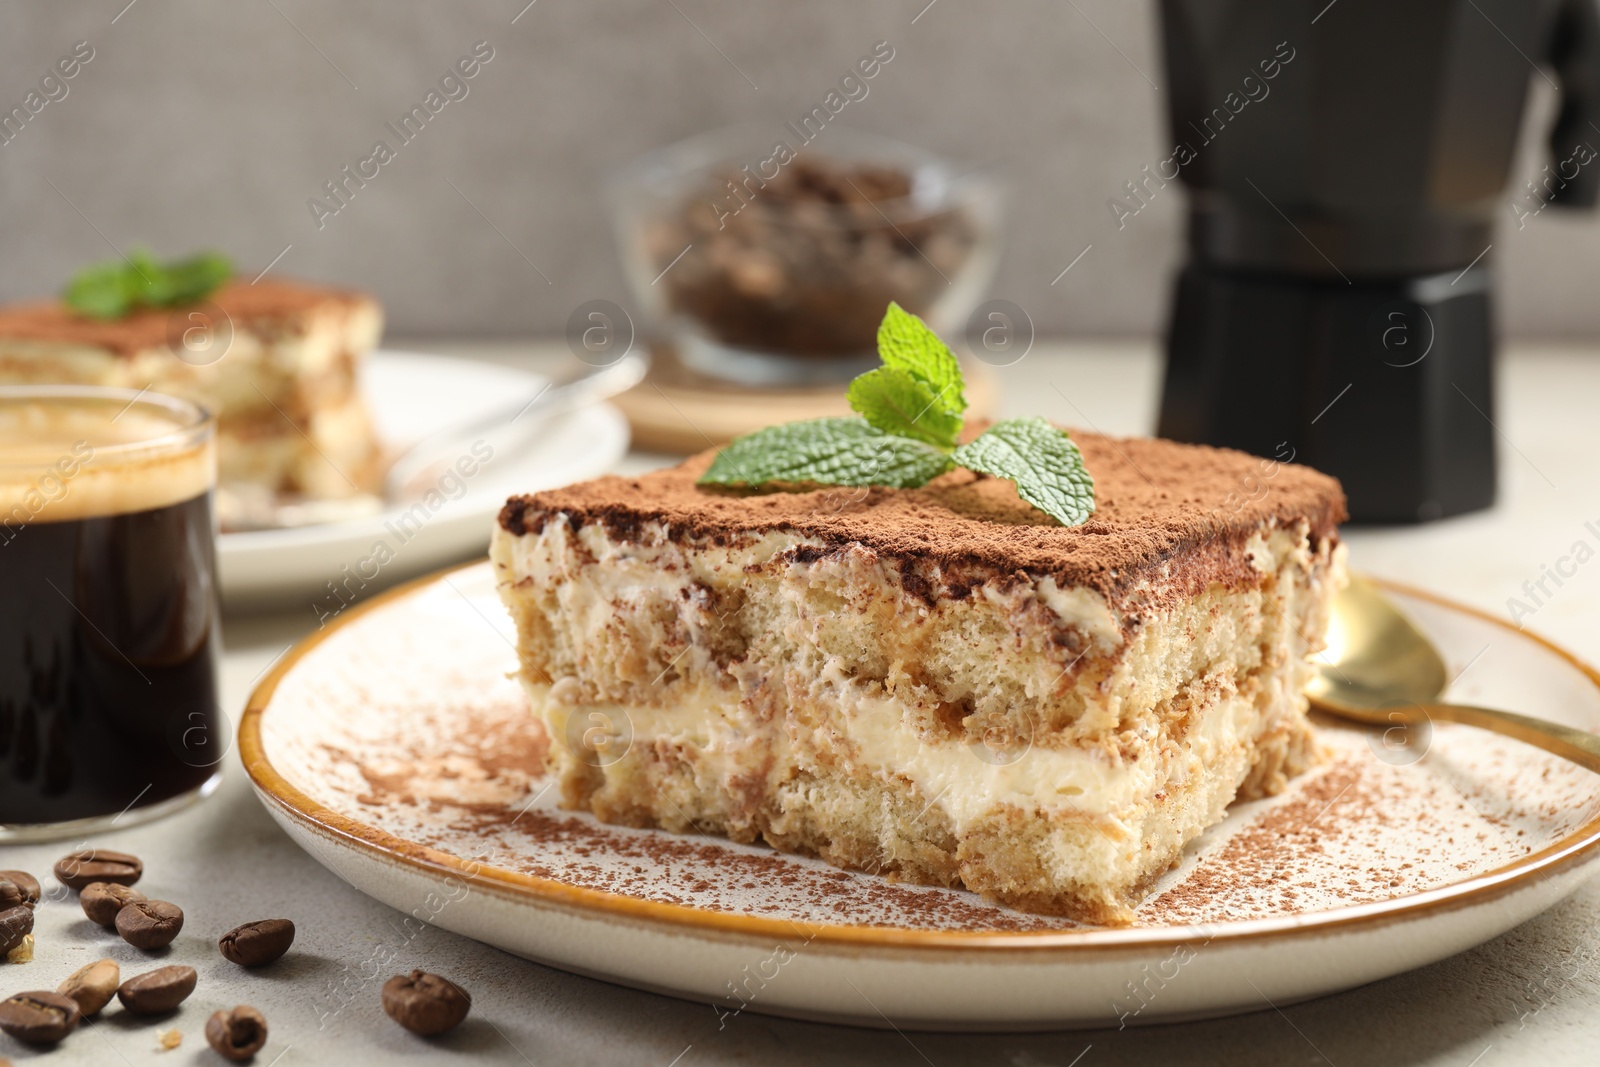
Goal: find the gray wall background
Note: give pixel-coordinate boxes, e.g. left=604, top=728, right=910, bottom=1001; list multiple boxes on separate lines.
left=1, top=0, right=1596, bottom=339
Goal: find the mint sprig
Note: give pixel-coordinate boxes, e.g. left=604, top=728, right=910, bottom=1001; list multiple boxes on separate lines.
left=698, top=303, right=1096, bottom=527
left=846, top=366, right=962, bottom=448
left=705, top=417, right=954, bottom=489
left=64, top=250, right=233, bottom=320
left=952, top=415, right=1096, bottom=526
left=877, top=301, right=967, bottom=415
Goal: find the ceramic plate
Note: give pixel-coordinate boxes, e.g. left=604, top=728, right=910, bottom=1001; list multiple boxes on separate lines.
left=240, top=562, right=1600, bottom=1030
left=217, top=351, right=629, bottom=607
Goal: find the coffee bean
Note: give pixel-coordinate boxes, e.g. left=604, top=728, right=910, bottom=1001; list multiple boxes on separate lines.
left=0, top=870, right=40, bottom=905
left=53, top=849, right=142, bottom=890
left=0, top=878, right=21, bottom=911
left=115, top=898, right=184, bottom=949
left=57, top=958, right=120, bottom=1017
left=218, top=919, right=295, bottom=968
left=205, top=1005, right=268, bottom=1062
left=0, top=904, right=34, bottom=956
left=117, top=965, right=197, bottom=1016
left=81, top=881, right=148, bottom=927
left=0, top=991, right=80, bottom=1046
left=381, top=970, right=471, bottom=1035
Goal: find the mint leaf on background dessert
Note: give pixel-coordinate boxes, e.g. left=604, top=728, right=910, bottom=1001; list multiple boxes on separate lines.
left=65, top=250, right=233, bottom=320
left=64, top=261, right=140, bottom=320
left=698, top=303, right=1096, bottom=527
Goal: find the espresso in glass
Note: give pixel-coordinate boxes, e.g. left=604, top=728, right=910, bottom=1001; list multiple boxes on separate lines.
left=0, top=386, right=221, bottom=839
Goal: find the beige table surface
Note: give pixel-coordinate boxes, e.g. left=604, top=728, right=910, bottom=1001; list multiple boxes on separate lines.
left=7, top=340, right=1600, bottom=1066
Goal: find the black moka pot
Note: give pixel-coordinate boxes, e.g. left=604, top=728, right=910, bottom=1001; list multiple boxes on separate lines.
left=1154, top=0, right=1600, bottom=522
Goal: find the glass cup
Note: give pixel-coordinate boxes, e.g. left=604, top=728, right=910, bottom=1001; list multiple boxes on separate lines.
left=611, top=123, right=1002, bottom=387
left=0, top=386, right=222, bottom=841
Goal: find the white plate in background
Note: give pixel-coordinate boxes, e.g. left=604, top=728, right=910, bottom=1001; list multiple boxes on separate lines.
left=218, top=350, right=629, bottom=608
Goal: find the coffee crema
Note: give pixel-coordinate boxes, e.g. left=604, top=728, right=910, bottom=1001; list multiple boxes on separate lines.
left=0, top=404, right=213, bottom=533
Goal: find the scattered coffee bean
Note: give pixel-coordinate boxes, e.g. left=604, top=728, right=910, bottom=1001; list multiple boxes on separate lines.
left=0, top=991, right=80, bottom=1046
left=57, top=959, right=120, bottom=1017
left=117, top=965, right=197, bottom=1016
left=218, top=919, right=295, bottom=968
left=53, top=849, right=142, bottom=891
left=81, top=882, right=148, bottom=927
left=0, top=879, right=22, bottom=911
left=0, top=905, right=34, bottom=956
left=0, top=871, right=39, bottom=907
left=381, top=970, right=471, bottom=1036
left=206, top=1005, right=268, bottom=1062
left=116, top=899, right=184, bottom=950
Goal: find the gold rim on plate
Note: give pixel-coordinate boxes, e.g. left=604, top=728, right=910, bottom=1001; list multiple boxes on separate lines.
left=239, top=561, right=1600, bottom=954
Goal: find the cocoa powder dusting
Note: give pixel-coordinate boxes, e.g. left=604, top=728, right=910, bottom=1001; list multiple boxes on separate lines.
left=498, top=434, right=1347, bottom=615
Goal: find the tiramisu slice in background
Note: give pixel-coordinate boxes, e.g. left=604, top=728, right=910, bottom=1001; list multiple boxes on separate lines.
left=492, top=434, right=1346, bottom=923
left=0, top=272, right=385, bottom=521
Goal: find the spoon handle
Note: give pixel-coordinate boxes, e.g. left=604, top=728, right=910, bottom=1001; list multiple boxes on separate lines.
left=383, top=352, right=647, bottom=500
left=1420, top=703, right=1600, bottom=774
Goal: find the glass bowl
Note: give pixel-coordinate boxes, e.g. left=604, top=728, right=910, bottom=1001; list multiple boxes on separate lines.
left=610, top=123, right=1002, bottom=387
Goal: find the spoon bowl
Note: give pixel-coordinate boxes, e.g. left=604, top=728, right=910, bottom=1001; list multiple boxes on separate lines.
left=1309, top=574, right=1600, bottom=773
left=1308, top=575, right=1449, bottom=716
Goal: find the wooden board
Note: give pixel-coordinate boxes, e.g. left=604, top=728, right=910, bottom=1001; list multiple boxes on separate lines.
left=614, top=345, right=999, bottom=455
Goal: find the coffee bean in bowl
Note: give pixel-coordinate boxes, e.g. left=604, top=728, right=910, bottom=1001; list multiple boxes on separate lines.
left=381, top=970, right=471, bottom=1035
left=54, top=849, right=142, bottom=890
left=0, top=990, right=80, bottom=1045
left=116, top=899, right=184, bottom=949
left=57, top=958, right=120, bottom=1017
left=617, top=132, right=999, bottom=388
left=81, top=881, right=148, bottom=926
left=206, top=1005, right=268, bottom=1062
left=219, top=919, right=295, bottom=967
left=0, top=904, right=34, bottom=955
left=117, top=965, right=197, bottom=1016
left=0, top=870, right=40, bottom=906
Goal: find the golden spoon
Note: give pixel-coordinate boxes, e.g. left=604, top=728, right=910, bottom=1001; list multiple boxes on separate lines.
left=1308, top=575, right=1600, bottom=773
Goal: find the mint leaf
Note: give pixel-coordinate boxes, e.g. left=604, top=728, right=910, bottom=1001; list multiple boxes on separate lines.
left=846, top=366, right=963, bottom=449
left=952, top=417, right=1095, bottom=526
left=699, top=417, right=954, bottom=489
left=877, top=302, right=966, bottom=416
left=694, top=308, right=1098, bottom=529
left=64, top=250, right=233, bottom=320
left=147, top=251, right=232, bottom=307
left=64, top=262, right=138, bottom=320
left=123, top=249, right=164, bottom=306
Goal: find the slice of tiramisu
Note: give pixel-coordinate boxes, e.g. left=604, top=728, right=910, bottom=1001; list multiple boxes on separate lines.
left=0, top=257, right=384, bottom=522
left=492, top=432, right=1345, bottom=922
